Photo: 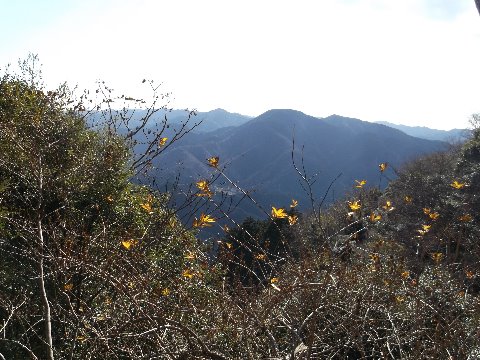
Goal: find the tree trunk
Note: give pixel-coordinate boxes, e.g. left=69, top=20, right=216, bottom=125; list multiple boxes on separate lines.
left=37, top=157, right=54, bottom=360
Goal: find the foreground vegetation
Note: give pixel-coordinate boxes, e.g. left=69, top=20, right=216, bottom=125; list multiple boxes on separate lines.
left=1, top=60, right=479, bottom=359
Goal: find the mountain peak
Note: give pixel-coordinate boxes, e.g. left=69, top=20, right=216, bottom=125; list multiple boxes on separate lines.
left=260, top=109, right=307, bottom=117
left=249, top=109, right=322, bottom=129
left=208, top=108, right=228, bottom=114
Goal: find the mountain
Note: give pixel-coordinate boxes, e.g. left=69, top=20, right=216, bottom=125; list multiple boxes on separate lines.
left=153, top=110, right=448, bottom=222
left=86, top=108, right=251, bottom=134
left=167, top=108, right=252, bottom=133
left=376, top=121, right=468, bottom=142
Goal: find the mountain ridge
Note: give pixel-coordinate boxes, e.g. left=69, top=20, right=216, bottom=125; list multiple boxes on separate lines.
left=375, top=120, right=467, bottom=141
left=153, top=109, right=447, bottom=221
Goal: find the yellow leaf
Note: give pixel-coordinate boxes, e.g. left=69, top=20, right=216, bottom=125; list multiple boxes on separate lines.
left=270, top=277, right=279, bottom=284
left=354, top=179, right=367, bottom=188
left=369, top=212, right=382, bottom=222
left=271, top=207, right=287, bottom=219
left=121, top=240, right=136, bottom=249
left=196, top=190, right=213, bottom=197
left=450, top=180, right=466, bottom=189
left=288, top=215, right=298, bottom=225
left=379, top=162, right=388, bottom=172
left=404, top=196, right=413, bottom=204
left=255, top=253, right=266, bottom=260
left=202, top=213, right=216, bottom=224
left=162, top=288, right=171, bottom=296
left=401, top=271, right=410, bottom=279
left=348, top=200, right=361, bottom=211
left=369, top=253, right=380, bottom=263
left=64, top=283, right=73, bottom=291
left=182, top=269, right=194, bottom=278
left=222, top=225, right=230, bottom=232
left=417, top=224, right=431, bottom=235
left=431, top=252, right=443, bottom=263
left=459, top=214, right=473, bottom=222
left=225, top=242, right=233, bottom=249
left=290, top=199, right=298, bottom=208
left=428, top=212, right=439, bottom=220
left=195, top=179, right=213, bottom=197
left=140, top=202, right=153, bottom=214
left=193, top=213, right=216, bottom=228
left=196, top=179, right=209, bottom=192
left=395, top=295, right=405, bottom=303
left=382, top=200, right=394, bottom=211
left=106, top=195, right=114, bottom=203
left=158, top=137, right=168, bottom=146
left=207, top=156, right=219, bottom=168
left=423, top=208, right=431, bottom=215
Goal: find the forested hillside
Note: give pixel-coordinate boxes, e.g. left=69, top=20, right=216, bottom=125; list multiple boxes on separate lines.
left=1, top=62, right=479, bottom=359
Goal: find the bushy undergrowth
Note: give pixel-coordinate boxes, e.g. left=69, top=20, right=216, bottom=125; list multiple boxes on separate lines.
left=210, top=133, right=480, bottom=358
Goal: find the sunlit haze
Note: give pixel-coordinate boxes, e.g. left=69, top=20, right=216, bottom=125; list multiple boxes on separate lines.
left=1, top=0, right=479, bottom=130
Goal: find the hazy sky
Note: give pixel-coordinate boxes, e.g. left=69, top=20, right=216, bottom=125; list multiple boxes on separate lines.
left=1, top=0, right=479, bottom=130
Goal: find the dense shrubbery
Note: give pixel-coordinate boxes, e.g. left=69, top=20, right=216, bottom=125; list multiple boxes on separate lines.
left=1, top=60, right=479, bottom=359
left=213, top=140, right=480, bottom=358
left=0, top=60, right=225, bottom=359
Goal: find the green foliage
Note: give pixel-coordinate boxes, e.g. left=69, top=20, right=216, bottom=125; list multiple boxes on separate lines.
left=0, top=60, right=225, bottom=359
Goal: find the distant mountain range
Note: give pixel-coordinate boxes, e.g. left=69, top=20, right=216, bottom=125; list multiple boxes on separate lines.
left=150, top=109, right=448, bottom=222
left=87, top=108, right=252, bottom=134
left=168, top=108, right=252, bottom=133
left=165, top=109, right=468, bottom=142
left=89, top=107, right=467, bottom=141
left=176, top=110, right=468, bottom=142
left=375, top=121, right=468, bottom=142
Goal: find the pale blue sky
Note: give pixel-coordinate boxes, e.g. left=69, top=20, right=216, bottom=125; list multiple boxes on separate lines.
left=1, top=0, right=479, bottom=130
